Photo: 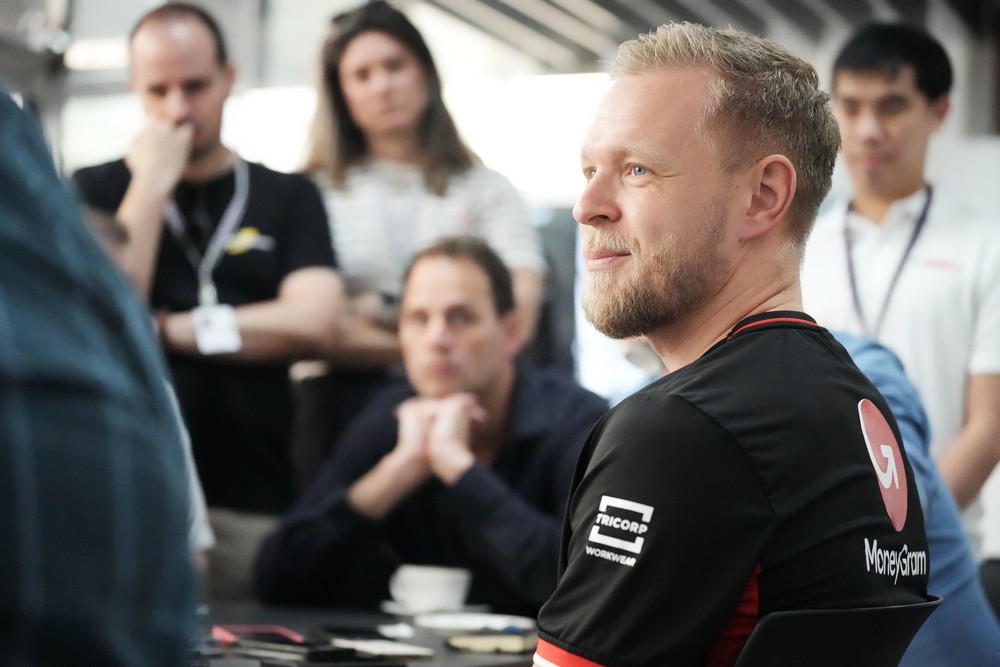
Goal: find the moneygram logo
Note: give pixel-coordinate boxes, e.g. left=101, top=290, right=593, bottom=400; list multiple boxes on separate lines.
left=858, top=398, right=908, bottom=531
left=864, top=538, right=927, bottom=584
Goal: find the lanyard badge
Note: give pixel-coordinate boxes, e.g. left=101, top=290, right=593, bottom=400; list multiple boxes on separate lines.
left=164, top=156, right=250, bottom=354
left=190, top=303, right=241, bottom=355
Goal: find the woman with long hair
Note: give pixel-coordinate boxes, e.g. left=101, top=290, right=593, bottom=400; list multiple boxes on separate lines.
left=292, top=1, right=544, bottom=484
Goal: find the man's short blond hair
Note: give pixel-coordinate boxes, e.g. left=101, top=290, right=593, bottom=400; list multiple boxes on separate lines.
left=613, top=22, right=840, bottom=247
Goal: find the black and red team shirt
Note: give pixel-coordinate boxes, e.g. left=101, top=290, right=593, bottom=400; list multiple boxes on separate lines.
left=535, top=312, right=929, bottom=667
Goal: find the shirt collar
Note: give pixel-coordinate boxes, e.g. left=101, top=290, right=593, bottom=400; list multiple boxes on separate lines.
left=845, top=186, right=931, bottom=233
left=724, top=310, right=820, bottom=342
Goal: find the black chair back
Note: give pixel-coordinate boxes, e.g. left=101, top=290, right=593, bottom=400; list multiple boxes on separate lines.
left=732, top=596, right=942, bottom=667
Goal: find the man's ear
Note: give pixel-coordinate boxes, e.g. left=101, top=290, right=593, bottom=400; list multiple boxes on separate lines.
left=738, top=154, right=796, bottom=241
left=930, top=94, right=950, bottom=130
left=502, top=310, right=526, bottom=359
left=223, top=62, right=237, bottom=94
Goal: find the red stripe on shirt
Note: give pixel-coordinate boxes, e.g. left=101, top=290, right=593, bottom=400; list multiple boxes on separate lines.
left=728, top=317, right=819, bottom=340
left=534, top=638, right=606, bottom=667
left=706, top=563, right=762, bottom=666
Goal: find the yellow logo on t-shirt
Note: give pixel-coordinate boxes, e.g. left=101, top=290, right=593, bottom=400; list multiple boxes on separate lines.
left=227, top=227, right=276, bottom=255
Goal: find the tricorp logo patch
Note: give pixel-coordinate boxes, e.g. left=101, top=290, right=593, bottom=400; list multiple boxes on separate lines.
left=857, top=398, right=907, bottom=531
left=588, top=495, right=653, bottom=555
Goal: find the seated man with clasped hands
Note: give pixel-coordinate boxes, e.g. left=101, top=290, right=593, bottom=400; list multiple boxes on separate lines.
left=255, top=236, right=608, bottom=616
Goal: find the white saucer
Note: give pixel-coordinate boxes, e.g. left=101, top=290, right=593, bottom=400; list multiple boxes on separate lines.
left=379, top=600, right=490, bottom=616
left=412, top=612, right=536, bottom=636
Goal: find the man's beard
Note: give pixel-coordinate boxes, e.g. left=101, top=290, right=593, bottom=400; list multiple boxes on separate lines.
left=583, top=200, right=728, bottom=339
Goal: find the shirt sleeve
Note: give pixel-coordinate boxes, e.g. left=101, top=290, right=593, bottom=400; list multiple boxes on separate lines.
left=969, top=222, right=1000, bottom=375
left=537, top=393, right=773, bottom=666
left=253, top=390, right=404, bottom=607
left=71, top=162, right=129, bottom=214
left=276, top=171, right=338, bottom=275
left=439, top=394, right=604, bottom=608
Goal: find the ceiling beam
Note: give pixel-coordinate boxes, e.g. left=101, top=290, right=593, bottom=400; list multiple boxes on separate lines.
left=672, top=0, right=745, bottom=29
left=589, top=0, right=672, bottom=34
left=761, top=0, right=824, bottom=40
left=648, top=0, right=714, bottom=26
left=940, top=0, right=988, bottom=34
left=705, top=0, right=768, bottom=34
left=548, top=0, right=632, bottom=39
left=884, top=0, right=929, bottom=24
left=813, top=0, right=875, bottom=28
left=490, top=0, right=619, bottom=56
left=423, top=0, right=592, bottom=71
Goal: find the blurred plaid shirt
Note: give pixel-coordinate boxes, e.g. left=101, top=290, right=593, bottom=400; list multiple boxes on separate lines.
left=0, top=90, right=197, bottom=665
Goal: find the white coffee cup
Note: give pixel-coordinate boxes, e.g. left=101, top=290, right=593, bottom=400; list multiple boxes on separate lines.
left=388, top=564, right=472, bottom=613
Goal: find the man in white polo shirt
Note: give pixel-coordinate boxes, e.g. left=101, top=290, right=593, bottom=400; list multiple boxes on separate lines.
left=801, top=23, right=1000, bottom=567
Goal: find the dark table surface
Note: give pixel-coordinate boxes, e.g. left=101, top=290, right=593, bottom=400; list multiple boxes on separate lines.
left=198, top=601, right=533, bottom=667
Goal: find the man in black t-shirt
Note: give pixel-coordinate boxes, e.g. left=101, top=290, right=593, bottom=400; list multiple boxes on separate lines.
left=72, top=2, right=344, bottom=601
left=534, top=23, right=930, bottom=667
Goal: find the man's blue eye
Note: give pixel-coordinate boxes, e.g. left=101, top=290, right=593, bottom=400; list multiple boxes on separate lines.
left=630, top=165, right=648, bottom=176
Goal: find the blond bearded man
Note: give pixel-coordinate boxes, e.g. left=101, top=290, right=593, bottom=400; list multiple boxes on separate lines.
left=533, top=23, right=930, bottom=666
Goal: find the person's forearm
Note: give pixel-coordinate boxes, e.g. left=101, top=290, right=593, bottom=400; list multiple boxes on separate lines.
left=254, top=503, right=381, bottom=606
left=939, top=426, right=1000, bottom=508
left=160, top=269, right=344, bottom=363
left=160, top=300, right=337, bottom=363
left=938, top=373, right=1000, bottom=508
left=114, top=121, right=193, bottom=297
left=347, top=450, right=429, bottom=520
left=322, top=314, right=402, bottom=370
left=115, top=177, right=172, bottom=297
left=445, top=465, right=561, bottom=604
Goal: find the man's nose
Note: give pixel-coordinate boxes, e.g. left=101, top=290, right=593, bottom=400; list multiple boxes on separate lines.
left=573, top=172, right=621, bottom=228
left=855, top=108, right=883, bottom=141
left=425, top=318, right=453, bottom=348
left=163, top=89, right=191, bottom=124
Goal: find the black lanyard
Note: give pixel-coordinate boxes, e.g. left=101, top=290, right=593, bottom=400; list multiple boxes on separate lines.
left=844, top=186, right=933, bottom=339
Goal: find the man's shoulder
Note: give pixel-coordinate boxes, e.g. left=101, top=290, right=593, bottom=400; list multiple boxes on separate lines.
left=438, top=163, right=524, bottom=208
left=72, top=158, right=129, bottom=191
left=245, top=161, right=321, bottom=193
left=74, top=157, right=127, bottom=174
left=519, top=366, right=608, bottom=413
left=242, top=161, right=330, bottom=247
left=361, top=379, right=417, bottom=415
left=931, top=186, right=1000, bottom=223
left=926, top=191, right=1000, bottom=244
left=604, top=377, right=705, bottom=436
left=644, top=325, right=862, bottom=428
